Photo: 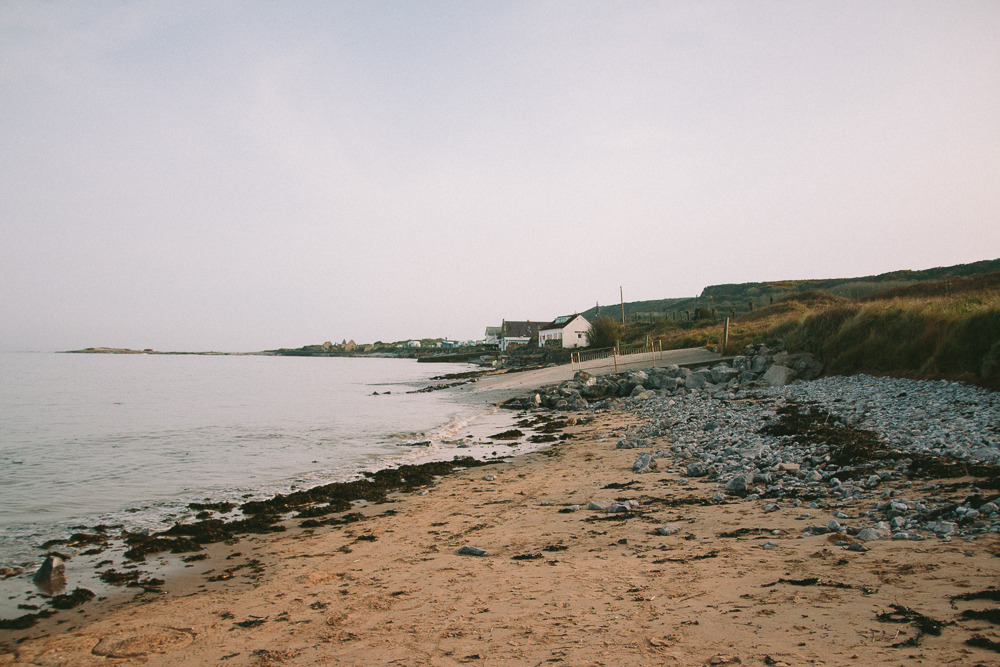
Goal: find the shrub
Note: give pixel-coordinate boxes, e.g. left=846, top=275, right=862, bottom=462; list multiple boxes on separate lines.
left=586, top=316, right=623, bottom=349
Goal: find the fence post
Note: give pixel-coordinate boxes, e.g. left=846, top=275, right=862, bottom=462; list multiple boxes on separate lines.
left=722, top=317, right=729, bottom=355
left=613, top=345, right=619, bottom=373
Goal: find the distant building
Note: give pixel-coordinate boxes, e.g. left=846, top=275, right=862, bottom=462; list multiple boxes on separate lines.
left=407, top=340, right=421, bottom=348
left=484, top=326, right=502, bottom=347
left=499, top=320, right=544, bottom=352
left=539, top=314, right=591, bottom=349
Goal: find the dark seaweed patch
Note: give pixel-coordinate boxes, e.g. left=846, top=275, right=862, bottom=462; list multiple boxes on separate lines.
left=953, top=589, right=1000, bottom=604
left=762, top=578, right=876, bottom=594
left=99, top=569, right=140, bottom=585
left=760, top=401, right=1000, bottom=480
left=47, top=588, right=95, bottom=610
left=967, top=635, right=1000, bottom=653
left=875, top=604, right=948, bottom=647
left=961, top=608, right=1000, bottom=625
left=759, top=403, right=886, bottom=470
left=124, top=458, right=492, bottom=560
left=511, top=553, right=543, bottom=560
left=189, top=501, right=236, bottom=513
left=652, top=550, right=718, bottom=564
left=527, top=434, right=558, bottom=444
left=488, top=430, right=523, bottom=440
left=0, top=610, right=56, bottom=630
left=602, top=481, right=640, bottom=490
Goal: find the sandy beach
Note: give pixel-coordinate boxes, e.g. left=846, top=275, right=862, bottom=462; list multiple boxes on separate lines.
left=3, top=368, right=1000, bottom=666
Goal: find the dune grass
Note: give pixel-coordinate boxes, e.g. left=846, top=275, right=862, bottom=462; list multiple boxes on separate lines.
left=628, top=273, right=1000, bottom=390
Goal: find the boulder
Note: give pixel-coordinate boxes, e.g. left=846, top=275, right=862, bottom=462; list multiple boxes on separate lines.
left=633, top=452, right=658, bottom=474
left=762, top=365, right=797, bottom=387
left=855, top=527, right=891, bottom=541
left=685, top=372, right=708, bottom=390
left=725, top=475, right=748, bottom=494
left=709, top=364, right=740, bottom=385
left=33, top=555, right=65, bottom=586
left=751, top=355, right=769, bottom=373
left=587, top=498, right=615, bottom=511
left=783, top=353, right=824, bottom=381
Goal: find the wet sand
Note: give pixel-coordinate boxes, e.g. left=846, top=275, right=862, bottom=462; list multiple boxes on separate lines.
left=3, top=381, right=1000, bottom=665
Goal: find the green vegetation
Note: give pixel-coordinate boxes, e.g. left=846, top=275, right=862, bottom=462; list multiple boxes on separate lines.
left=585, top=316, right=624, bottom=349
left=611, top=272, right=1000, bottom=390
left=582, top=258, right=1000, bottom=324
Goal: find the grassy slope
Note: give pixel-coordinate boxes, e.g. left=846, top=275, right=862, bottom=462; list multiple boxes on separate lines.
left=621, top=272, right=1000, bottom=390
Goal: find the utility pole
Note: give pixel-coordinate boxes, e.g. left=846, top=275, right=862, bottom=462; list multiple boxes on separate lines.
left=620, top=287, right=625, bottom=326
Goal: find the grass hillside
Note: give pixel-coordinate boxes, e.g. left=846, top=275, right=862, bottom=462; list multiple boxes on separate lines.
left=581, top=258, right=1000, bottom=325
left=617, top=272, right=1000, bottom=390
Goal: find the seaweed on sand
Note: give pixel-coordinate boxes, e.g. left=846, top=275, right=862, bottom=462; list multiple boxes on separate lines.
left=124, top=458, right=495, bottom=561
left=0, top=610, right=56, bottom=630
left=875, top=604, right=949, bottom=647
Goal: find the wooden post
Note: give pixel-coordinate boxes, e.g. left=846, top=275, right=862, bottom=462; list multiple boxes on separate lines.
left=722, top=317, right=729, bottom=356
left=613, top=344, right=619, bottom=373
left=620, top=287, right=625, bottom=326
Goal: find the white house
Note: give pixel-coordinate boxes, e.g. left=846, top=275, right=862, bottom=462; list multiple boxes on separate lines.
left=538, top=314, right=591, bottom=349
left=484, top=326, right=502, bottom=346
left=498, top=320, right=545, bottom=352
left=406, top=340, right=421, bottom=348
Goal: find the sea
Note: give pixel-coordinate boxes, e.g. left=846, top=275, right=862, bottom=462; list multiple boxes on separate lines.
left=0, top=351, right=524, bottom=617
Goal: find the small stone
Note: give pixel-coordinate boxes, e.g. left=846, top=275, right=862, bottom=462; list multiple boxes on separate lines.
left=657, top=524, right=682, bottom=536
left=458, top=546, right=489, bottom=557
left=483, top=474, right=496, bottom=481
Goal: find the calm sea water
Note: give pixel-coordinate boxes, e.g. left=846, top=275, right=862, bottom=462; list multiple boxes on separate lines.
left=0, top=352, right=518, bottom=597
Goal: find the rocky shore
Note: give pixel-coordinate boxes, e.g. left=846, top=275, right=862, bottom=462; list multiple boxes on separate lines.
left=3, top=354, right=1000, bottom=665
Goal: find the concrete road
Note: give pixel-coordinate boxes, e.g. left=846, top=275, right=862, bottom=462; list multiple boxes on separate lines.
left=450, top=346, right=722, bottom=406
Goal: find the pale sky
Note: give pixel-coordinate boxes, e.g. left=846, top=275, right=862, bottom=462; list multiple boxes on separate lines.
left=2, top=2, right=998, bottom=351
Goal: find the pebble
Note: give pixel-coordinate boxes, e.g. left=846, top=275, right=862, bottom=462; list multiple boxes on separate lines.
left=458, top=545, right=489, bottom=557
left=614, top=369, right=1000, bottom=543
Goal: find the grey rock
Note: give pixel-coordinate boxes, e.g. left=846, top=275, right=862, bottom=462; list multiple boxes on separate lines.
left=855, top=527, right=890, bottom=541
left=633, top=452, right=657, bottom=474
left=32, top=555, right=65, bottom=586
left=685, top=372, right=708, bottom=390
left=587, top=498, right=615, bottom=511
left=458, top=545, right=489, bottom=557
left=686, top=462, right=707, bottom=477
left=657, top=523, right=682, bottom=536
left=762, top=365, right=797, bottom=387
left=725, top=476, right=747, bottom=494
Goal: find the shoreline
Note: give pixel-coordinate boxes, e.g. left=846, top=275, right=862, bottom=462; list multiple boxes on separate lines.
left=4, top=369, right=1000, bottom=664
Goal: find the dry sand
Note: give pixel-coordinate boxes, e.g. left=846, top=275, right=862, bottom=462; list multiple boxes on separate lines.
left=3, top=384, right=1000, bottom=666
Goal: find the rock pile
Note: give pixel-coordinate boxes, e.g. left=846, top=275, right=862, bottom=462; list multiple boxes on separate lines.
left=500, top=341, right=823, bottom=412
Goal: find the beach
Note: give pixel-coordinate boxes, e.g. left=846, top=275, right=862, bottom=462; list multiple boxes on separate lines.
left=3, top=366, right=1000, bottom=666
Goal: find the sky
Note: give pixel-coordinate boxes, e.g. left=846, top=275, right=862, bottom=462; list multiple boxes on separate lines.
left=2, top=2, right=998, bottom=351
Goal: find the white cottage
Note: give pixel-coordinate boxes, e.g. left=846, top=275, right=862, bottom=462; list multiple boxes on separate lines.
left=538, top=314, right=591, bottom=349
